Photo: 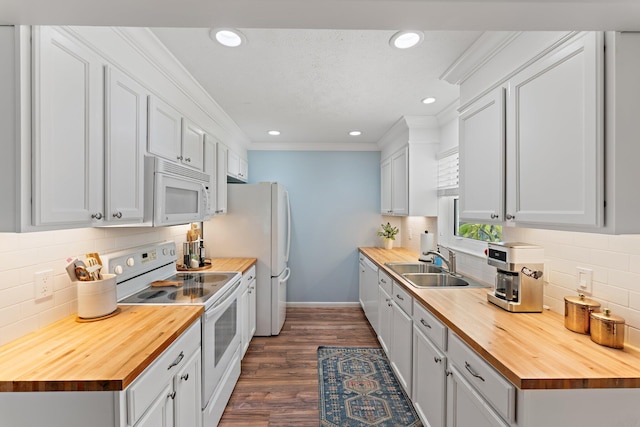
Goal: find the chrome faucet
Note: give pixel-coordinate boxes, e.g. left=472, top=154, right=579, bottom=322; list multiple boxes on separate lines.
left=423, top=245, right=457, bottom=276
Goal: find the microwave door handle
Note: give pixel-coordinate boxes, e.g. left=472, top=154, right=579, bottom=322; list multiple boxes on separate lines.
left=201, top=183, right=210, bottom=214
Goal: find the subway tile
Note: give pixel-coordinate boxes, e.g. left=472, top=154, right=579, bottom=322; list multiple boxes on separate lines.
left=0, top=304, right=21, bottom=328
left=589, top=249, right=629, bottom=271
left=0, top=269, right=19, bottom=291
left=630, top=255, right=640, bottom=274
left=608, top=270, right=640, bottom=292
left=605, top=303, right=640, bottom=330
left=0, top=315, right=38, bottom=347
left=20, top=297, right=54, bottom=319
left=0, top=283, right=33, bottom=308
left=571, top=232, right=610, bottom=250
left=591, top=282, right=629, bottom=307
left=630, top=292, right=640, bottom=311
left=627, top=326, right=640, bottom=350
left=38, top=304, right=72, bottom=329
left=0, top=233, right=19, bottom=254
left=609, top=235, right=640, bottom=256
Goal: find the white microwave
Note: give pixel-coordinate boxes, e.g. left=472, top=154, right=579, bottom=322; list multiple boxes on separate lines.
left=144, top=156, right=211, bottom=227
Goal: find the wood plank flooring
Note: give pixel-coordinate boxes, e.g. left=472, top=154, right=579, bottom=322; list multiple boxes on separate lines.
left=218, top=306, right=380, bottom=426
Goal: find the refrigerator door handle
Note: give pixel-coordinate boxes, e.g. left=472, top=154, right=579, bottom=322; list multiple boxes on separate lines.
left=280, top=267, right=291, bottom=283
left=284, top=190, right=291, bottom=263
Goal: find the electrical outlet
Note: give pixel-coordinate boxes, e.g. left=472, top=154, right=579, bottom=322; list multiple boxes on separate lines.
left=576, top=267, right=593, bottom=294
left=35, top=270, right=54, bottom=301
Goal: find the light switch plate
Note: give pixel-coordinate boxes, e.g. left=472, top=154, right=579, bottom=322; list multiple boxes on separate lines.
left=576, top=267, right=593, bottom=294
left=35, top=270, right=54, bottom=300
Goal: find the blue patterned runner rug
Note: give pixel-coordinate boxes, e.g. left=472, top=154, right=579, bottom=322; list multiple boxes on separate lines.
left=318, top=346, right=422, bottom=427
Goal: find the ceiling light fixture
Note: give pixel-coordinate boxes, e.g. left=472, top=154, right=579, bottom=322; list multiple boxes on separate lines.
left=268, top=130, right=281, bottom=136
left=389, top=31, right=424, bottom=49
left=421, top=97, right=437, bottom=104
left=210, top=28, right=246, bottom=47
left=349, top=130, right=362, bottom=136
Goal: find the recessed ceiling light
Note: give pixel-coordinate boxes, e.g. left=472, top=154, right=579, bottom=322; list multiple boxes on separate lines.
left=422, top=97, right=437, bottom=104
left=389, top=31, right=424, bottom=49
left=349, top=130, right=362, bottom=136
left=268, top=130, right=281, bottom=136
left=210, top=28, right=246, bottom=47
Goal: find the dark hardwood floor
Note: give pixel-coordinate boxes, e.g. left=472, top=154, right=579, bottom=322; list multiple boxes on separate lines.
left=218, top=306, right=380, bottom=426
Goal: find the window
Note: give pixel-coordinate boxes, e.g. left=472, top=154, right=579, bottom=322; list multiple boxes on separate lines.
left=453, top=198, right=502, bottom=242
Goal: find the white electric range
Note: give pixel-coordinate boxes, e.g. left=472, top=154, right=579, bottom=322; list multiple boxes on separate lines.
left=102, top=241, right=242, bottom=426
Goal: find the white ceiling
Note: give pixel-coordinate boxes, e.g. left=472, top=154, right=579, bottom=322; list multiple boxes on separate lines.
left=151, top=28, right=481, bottom=147
left=2, top=0, right=639, bottom=148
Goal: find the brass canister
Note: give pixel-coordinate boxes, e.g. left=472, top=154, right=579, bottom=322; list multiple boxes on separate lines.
left=590, top=309, right=625, bottom=349
left=564, top=294, right=601, bottom=334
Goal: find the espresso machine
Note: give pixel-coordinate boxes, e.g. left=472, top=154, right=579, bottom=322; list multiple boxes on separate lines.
left=487, top=242, right=544, bottom=313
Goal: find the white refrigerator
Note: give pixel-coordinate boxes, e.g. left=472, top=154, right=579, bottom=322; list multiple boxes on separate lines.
left=204, top=182, right=291, bottom=336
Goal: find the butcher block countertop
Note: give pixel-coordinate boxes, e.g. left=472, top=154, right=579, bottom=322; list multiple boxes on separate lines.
left=207, top=257, right=257, bottom=274
left=360, top=247, right=640, bottom=390
left=0, top=305, right=203, bottom=392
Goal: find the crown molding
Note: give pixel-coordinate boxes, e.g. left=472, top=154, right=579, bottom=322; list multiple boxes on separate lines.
left=436, top=99, right=460, bottom=126
left=248, top=142, right=380, bottom=151
left=440, top=31, right=522, bottom=85
left=377, top=115, right=439, bottom=149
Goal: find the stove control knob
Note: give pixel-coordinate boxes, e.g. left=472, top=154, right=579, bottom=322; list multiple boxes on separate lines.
left=170, top=249, right=176, bottom=256
left=126, top=257, right=135, bottom=267
left=114, top=265, right=124, bottom=275
left=162, top=248, right=168, bottom=256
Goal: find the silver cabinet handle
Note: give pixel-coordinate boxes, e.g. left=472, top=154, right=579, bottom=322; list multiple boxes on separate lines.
left=177, top=155, right=183, bottom=160
left=420, top=318, right=432, bottom=329
left=464, top=361, right=485, bottom=382
left=91, top=212, right=103, bottom=220
left=168, top=391, right=176, bottom=400
left=446, top=370, right=452, bottom=377
left=396, top=294, right=404, bottom=301
left=380, top=278, right=387, bottom=284
left=112, top=211, right=122, bottom=219
left=490, top=213, right=499, bottom=219
left=185, top=157, right=191, bottom=162
left=434, top=356, right=442, bottom=363
left=181, top=373, right=189, bottom=381
left=506, top=214, right=515, bottom=220
left=168, top=351, right=184, bottom=370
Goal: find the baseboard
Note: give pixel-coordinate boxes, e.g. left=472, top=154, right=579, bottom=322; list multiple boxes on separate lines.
left=287, top=301, right=361, bottom=308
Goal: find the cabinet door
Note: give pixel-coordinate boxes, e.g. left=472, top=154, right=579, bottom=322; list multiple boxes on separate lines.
left=181, top=119, right=204, bottom=170
left=506, top=32, right=604, bottom=227
left=446, top=365, right=509, bottom=427
left=413, top=325, right=446, bottom=427
left=391, top=148, right=409, bottom=216
left=135, top=382, right=174, bottom=427
left=148, top=96, right=182, bottom=163
left=240, top=281, right=251, bottom=357
left=359, top=258, right=366, bottom=309
left=380, top=157, right=392, bottom=214
left=227, top=150, right=240, bottom=179
left=390, top=302, right=412, bottom=397
left=215, top=143, right=228, bottom=214
left=32, top=26, right=104, bottom=227
left=203, top=135, right=217, bottom=219
left=248, top=278, right=257, bottom=339
left=104, top=66, right=147, bottom=224
left=377, top=285, right=392, bottom=355
left=175, top=349, right=201, bottom=427
left=238, top=158, right=248, bottom=182
left=458, top=87, right=505, bottom=223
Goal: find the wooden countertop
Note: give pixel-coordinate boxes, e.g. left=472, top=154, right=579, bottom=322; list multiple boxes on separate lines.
left=360, top=247, right=640, bottom=390
left=0, top=305, right=203, bottom=392
left=207, top=257, right=257, bottom=275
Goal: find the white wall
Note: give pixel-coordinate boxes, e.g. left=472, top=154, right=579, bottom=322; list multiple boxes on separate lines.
left=0, top=225, right=191, bottom=346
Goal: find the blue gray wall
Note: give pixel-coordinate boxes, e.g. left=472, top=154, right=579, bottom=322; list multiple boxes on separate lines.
left=248, top=151, right=381, bottom=303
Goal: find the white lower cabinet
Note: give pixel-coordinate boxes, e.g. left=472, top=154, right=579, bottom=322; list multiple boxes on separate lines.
left=446, top=365, right=509, bottom=427
left=377, top=282, right=393, bottom=355
left=174, top=348, right=202, bottom=427
left=240, top=265, right=257, bottom=358
left=389, top=283, right=413, bottom=397
left=134, top=382, right=174, bottom=427
left=358, top=255, right=379, bottom=333
left=412, top=301, right=447, bottom=427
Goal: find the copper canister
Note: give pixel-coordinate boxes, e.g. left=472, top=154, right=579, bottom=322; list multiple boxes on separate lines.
left=564, top=294, right=601, bottom=334
left=590, top=309, right=625, bottom=349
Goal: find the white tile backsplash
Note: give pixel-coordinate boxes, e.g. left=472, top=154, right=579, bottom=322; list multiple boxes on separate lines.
left=452, top=226, right=640, bottom=349
left=0, top=224, right=191, bottom=346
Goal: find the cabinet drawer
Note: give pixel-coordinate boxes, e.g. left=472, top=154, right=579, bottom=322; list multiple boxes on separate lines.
left=412, top=301, right=447, bottom=350
left=392, top=282, right=412, bottom=315
left=127, top=318, right=201, bottom=426
left=378, top=269, right=392, bottom=294
left=448, top=332, right=515, bottom=423
left=241, top=265, right=256, bottom=288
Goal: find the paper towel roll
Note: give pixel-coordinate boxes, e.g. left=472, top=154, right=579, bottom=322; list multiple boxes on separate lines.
left=419, top=231, right=434, bottom=262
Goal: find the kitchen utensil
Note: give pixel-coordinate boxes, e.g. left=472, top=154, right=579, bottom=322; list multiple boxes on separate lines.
left=590, top=308, right=625, bottom=349
left=86, top=253, right=103, bottom=280
left=74, top=265, right=92, bottom=281
left=564, top=294, right=601, bottom=334
left=151, top=280, right=183, bottom=287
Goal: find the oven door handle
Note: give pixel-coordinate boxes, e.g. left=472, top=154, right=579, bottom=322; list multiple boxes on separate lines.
left=205, top=278, right=241, bottom=320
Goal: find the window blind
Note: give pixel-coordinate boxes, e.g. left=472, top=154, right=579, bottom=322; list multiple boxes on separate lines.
left=437, top=149, right=459, bottom=196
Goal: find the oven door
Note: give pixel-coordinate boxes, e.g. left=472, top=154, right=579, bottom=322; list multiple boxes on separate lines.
left=201, top=278, right=242, bottom=407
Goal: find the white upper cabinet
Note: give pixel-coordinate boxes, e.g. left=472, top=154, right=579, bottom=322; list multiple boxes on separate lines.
left=32, top=26, right=105, bottom=227
left=459, top=87, right=505, bottom=223
left=506, top=32, right=603, bottom=227
left=380, top=158, right=392, bottom=214
left=390, top=147, right=409, bottom=216
left=227, top=149, right=248, bottom=182
left=215, top=142, right=228, bottom=214
left=203, top=134, right=217, bottom=219
left=148, top=96, right=205, bottom=171
left=459, top=32, right=604, bottom=230
left=104, top=66, right=148, bottom=224
left=181, top=118, right=205, bottom=171
left=148, top=96, right=182, bottom=164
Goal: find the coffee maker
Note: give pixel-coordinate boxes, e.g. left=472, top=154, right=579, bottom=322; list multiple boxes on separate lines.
left=487, top=242, right=544, bottom=313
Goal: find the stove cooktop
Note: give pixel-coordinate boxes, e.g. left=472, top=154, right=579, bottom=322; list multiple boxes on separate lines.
left=119, top=271, right=240, bottom=306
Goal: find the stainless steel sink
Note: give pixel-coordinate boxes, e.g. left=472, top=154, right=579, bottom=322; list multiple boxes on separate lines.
left=403, top=273, right=469, bottom=287
left=385, top=262, right=443, bottom=275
